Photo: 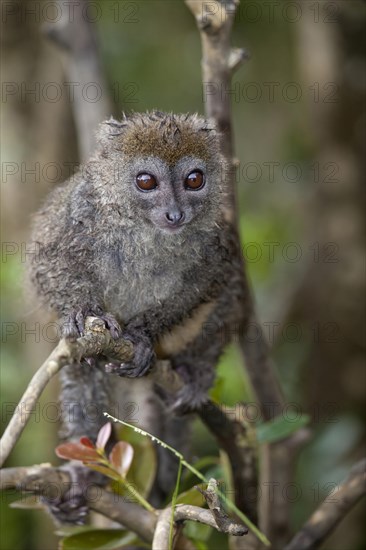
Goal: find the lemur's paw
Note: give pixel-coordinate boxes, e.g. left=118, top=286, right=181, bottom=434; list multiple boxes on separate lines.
left=62, top=305, right=121, bottom=340
left=41, top=464, right=102, bottom=526
left=105, top=329, right=155, bottom=378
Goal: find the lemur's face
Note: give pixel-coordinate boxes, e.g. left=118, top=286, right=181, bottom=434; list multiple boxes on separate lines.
left=95, top=111, right=228, bottom=235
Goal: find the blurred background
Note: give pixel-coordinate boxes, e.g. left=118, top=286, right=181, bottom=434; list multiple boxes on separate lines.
left=1, top=1, right=365, bottom=548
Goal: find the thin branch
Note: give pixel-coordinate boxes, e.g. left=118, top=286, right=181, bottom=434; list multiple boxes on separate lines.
left=1, top=465, right=249, bottom=548
left=196, top=478, right=249, bottom=536
left=185, top=0, right=284, bottom=420
left=153, top=507, right=190, bottom=550
left=258, top=428, right=311, bottom=548
left=199, top=402, right=258, bottom=523
left=0, top=465, right=156, bottom=543
left=184, top=6, right=260, bottom=525
left=105, top=414, right=268, bottom=546
left=153, top=500, right=247, bottom=550
left=0, top=465, right=70, bottom=493
left=0, top=317, right=133, bottom=467
left=1, top=315, right=257, bottom=488
left=185, top=0, right=244, bottom=160
left=43, top=0, right=112, bottom=160
left=285, top=459, right=366, bottom=550
left=173, top=504, right=246, bottom=534
left=185, top=2, right=308, bottom=547
left=88, top=486, right=156, bottom=543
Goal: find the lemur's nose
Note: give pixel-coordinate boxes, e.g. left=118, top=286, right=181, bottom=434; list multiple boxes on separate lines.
left=165, top=210, right=185, bottom=226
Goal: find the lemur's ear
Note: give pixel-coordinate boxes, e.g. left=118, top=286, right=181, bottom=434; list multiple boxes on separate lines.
left=95, top=116, right=129, bottom=151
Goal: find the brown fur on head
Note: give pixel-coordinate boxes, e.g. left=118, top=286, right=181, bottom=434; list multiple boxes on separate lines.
left=97, top=111, right=222, bottom=165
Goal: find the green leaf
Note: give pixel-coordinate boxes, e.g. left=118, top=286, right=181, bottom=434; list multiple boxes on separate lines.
left=209, top=375, right=225, bottom=403
left=219, top=450, right=234, bottom=493
left=184, top=456, right=219, bottom=481
left=176, top=486, right=206, bottom=506
left=257, top=414, right=310, bottom=443
left=184, top=522, right=212, bottom=542
left=193, top=542, right=208, bottom=550
left=61, top=529, right=134, bottom=550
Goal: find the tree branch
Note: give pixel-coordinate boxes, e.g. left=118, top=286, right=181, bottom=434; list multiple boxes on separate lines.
left=0, top=315, right=189, bottom=467
left=185, top=2, right=310, bottom=546
left=185, top=0, right=245, bottom=159
left=1, top=466, right=249, bottom=548
left=1, top=328, right=260, bottom=545
left=199, top=402, right=258, bottom=523
left=0, top=459, right=366, bottom=550
left=285, top=459, right=366, bottom=550
left=43, top=0, right=112, bottom=160
left=153, top=477, right=248, bottom=550
left=0, top=465, right=156, bottom=543
left=196, top=478, right=249, bottom=536
left=0, top=317, right=133, bottom=467
left=185, top=0, right=284, bottom=421
left=1, top=315, right=253, bottom=493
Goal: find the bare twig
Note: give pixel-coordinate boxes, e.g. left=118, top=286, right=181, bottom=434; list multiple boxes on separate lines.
left=185, top=0, right=246, bottom=160
left=0, top=314, right=187, bottom=468
left=1, top=465, right=250, bottom=548
left=43, top=0, right=112, bottom=159
left=0, top=465, right=156, bottom=543
left=185, top=0, right=284, bottom=421
left=184, top=4, right=262, bottom=530
left=258, top=428, right=311, bottom=548
left=0, top=316, right=249, bottom=484
left=185, top=2, right=315, bottom=547
left=153, top=501, right=247, bottom=550
left=199, top=402, right=258, bottom=523
left=196, top=478, right=249, bottom=536
left=0, top=317, right=133, bottom=467
left=152, top=507, right=190, bottom=550
left=0, top=464, right=70, bottom=493
left=285, top=459, right=366, bottom=550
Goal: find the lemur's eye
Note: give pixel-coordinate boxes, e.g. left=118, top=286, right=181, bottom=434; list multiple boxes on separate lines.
left=136, top=173, right=157, bottom=191
left=185, top=170, right=205, bottom=190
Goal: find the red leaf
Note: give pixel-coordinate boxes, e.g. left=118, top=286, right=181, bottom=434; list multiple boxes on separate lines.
left=55, top=442, right=100, bottom=462
left=80, top=437, right=95, bottom=449
left=96, top=422, right=112, bottom=450
left=109, top=441, right=134, bottom=477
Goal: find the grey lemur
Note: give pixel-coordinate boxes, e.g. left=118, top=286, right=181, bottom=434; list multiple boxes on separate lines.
left=29, top=111, right=246, bottom=520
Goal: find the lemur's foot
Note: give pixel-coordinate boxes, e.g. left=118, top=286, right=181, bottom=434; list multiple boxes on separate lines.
left=156, top=363, right=212, bottom=414
left=160, top=382, right=209, bottom=414
left=62, top=305, right=121, bottom=340
left=173, top=384, right=210, bottom=413
left=105, top=328, right=155, bottom=378
left=41, top=463, right=103, bottom=525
